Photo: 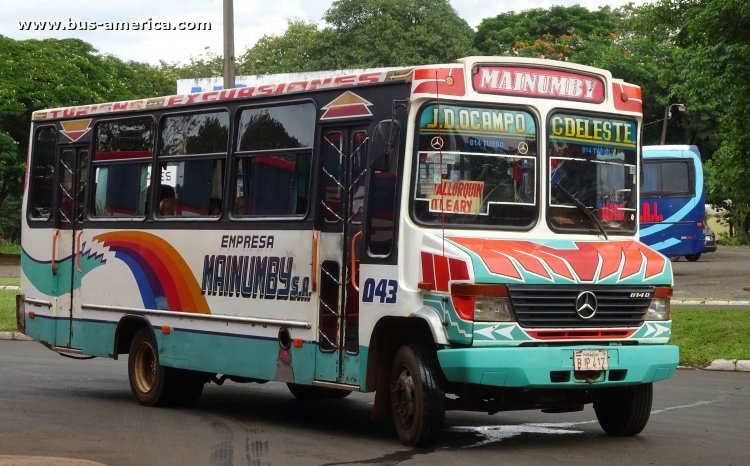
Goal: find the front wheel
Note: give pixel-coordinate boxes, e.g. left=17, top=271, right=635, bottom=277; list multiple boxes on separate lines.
left=593, top=383, right=653, bottom=436
left=390, top=344, right=445, bottom=447
left=685, top=253, right=702, bottom=262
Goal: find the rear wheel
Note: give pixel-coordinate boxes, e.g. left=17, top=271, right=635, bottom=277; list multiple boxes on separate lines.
left=128, top=328, right=204, bottom=407
left=390, top=344, right=445, bottom=447
left=594, top=383, right=653, bottom=436
left=685, top=253, right=702, bottom=262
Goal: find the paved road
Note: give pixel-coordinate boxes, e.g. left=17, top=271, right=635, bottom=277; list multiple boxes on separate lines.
left=0, top=341, right=748, bottom=466
left=670, top=245, right=750, bottom=302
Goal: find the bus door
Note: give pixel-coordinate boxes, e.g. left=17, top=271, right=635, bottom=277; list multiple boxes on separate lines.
left=315, top=128, right=369, bottom=386
left=52, top=145, right=89, bottom=348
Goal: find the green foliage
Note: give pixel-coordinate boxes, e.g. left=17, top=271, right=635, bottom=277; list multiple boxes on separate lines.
left=160, top=49, right=224, bottom=80
left=240, top=21, right=330, bottom=74
left=655, top=0, right=750, bottom=241
left=0, top=290, right=18, bottom=332
left=238, top=0, right=476, bottom=73
left=0, top=35, right=177, bottom=240
left=474, top=5, right=622, bottom=60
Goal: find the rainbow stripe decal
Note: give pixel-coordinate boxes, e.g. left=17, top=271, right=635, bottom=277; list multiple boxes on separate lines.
left=448, top=238, right=669, bottom=284
left=93, top=231, right=210, bottom=314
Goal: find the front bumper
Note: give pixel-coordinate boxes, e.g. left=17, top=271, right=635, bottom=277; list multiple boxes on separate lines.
left=437, top=344, right=679, bottom=388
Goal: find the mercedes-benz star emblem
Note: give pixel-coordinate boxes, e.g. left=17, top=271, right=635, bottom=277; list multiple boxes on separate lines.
left=575, top=291, right=598, bottom=319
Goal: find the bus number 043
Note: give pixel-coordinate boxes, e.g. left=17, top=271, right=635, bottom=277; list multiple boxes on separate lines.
left=362, top=278, right=397, bottom=304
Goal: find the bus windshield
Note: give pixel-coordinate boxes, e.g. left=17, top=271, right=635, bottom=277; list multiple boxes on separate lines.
left=412, top=103, right=537, bottom=228
left=547, top=113, right=638, bottom=234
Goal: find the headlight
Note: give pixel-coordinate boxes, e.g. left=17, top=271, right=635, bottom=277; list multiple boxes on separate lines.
left=474, top=297, right=514, bottom=322
left=645, top=287, right=672, bottom=321
left=645, top=298, right=670, bottom=320
left=450, top=283, right=516, bottom=322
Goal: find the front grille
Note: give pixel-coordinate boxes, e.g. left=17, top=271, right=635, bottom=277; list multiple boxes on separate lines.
left=507, top=285, right=653, bottom=328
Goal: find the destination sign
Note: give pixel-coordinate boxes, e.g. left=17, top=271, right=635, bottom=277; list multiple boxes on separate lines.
left=473, top=65, right=605, bottom=103
left=548, top=114, right=636, bottom=148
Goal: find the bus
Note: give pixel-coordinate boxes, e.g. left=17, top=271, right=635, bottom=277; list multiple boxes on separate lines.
left=17, top=56, right=678, bottom=447
left=640, top=145, right=705, bottom=261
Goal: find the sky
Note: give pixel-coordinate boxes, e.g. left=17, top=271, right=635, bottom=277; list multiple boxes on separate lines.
left=1, top=0, right=649, bottom=66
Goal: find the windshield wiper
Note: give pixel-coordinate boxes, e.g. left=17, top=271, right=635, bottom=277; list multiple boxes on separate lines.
left=553, top=184, right=609, bottom=240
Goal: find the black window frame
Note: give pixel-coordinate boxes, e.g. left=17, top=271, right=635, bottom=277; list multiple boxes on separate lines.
left=88, top=115, right=155, bottom=221
left=230, top=100, right=316, bottom=220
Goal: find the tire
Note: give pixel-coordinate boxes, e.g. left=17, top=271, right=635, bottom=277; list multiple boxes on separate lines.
left=685, top=253, right=701, bottom=262
left=128, top=328, right=204, bottom=407
left=390, top=344, right=445, bottom=447
left=594, top=383, right=653, bottom=436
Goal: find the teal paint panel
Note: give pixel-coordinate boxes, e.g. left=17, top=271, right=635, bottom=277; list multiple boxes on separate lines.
left=157, top=331, right=281, bottom=381
left=22, top=249, right=104, bottom=297
left=359, top=346, right=370, bottom=390
left=437, top=344, right=678, bottom=388
left=73, top=320, right=117, bottom=357
left=23, top=315, right=57, bottom=346
left=315, top=351, right=339, bottom=381
left=340, top=353, right=360, bottom=385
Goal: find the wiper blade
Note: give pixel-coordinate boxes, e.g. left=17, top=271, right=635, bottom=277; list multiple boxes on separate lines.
left=553, top=184, right=609, bottom=240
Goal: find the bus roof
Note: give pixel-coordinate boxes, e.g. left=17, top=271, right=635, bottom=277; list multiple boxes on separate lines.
left=31, top=56, right=642, bottom=122
left=642, top=145, right=701, bottom=160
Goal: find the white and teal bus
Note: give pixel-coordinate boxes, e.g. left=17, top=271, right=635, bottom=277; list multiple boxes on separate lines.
left=18, top=56, right=678, bottom=446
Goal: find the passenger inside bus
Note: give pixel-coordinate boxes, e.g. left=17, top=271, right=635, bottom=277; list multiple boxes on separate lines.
left=234, top=196, right=249, bottom=215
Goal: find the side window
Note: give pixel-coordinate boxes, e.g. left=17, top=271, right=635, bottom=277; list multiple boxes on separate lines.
left=368, top=125, right=399, bottom=257
left=91, top=117, right=153, bottom=218
left=232, top=103, right=315, bottom=217
left=158, top=111, right=229, bottom=218
left=29, top=126, right=57, bottom=221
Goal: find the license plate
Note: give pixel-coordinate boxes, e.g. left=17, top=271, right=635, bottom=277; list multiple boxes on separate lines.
left=574, top=349, right=609, bottom=371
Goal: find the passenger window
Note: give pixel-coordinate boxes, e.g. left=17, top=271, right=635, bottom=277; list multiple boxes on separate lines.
left=157, top=111, right=229, bottom=218
left=29, top=126, right=57, bottom=221
left=91, top=117, right=153, bottom=218
left=232, top=103, right=315, bottom=218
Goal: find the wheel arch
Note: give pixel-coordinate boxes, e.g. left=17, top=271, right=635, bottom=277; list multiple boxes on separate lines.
left=365, top=316, right=440, bottom=420
left=113, top=314, right=153, bottom=359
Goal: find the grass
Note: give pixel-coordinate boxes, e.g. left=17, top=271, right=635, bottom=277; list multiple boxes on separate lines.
left=670, top=307, right=750, bottom=367
left=0, top=295, right=747, bottom=368
left=0, top=277, right=19, bottom=287
left=0, top=241, right=21, bottom=255
left=0, top=290, right=17, bottom=332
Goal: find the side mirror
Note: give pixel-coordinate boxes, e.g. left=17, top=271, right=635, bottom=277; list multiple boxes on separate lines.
left=369, top=120, right=400, bottom=171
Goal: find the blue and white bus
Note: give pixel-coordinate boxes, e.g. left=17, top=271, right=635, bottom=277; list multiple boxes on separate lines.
left=640, top=145, right=705, bottom=261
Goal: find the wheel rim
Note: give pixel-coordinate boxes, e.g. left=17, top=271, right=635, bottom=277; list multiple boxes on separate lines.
left=392, top=366, right=416, bottom=428
left=133, top=340, right=157, bottom=394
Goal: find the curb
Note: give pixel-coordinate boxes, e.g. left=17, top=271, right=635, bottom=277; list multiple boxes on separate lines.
left=673, top=299, right=750, bottom=307
left=0, top=331, right=31, bottom=341
left=704, top=359, right=750, bottom=372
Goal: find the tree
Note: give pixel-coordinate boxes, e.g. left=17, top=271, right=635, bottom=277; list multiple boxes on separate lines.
left=321, top=0, right=476, bottom=68
left=239, top=21, right=331, bottom=74
left=653, top=0, right=750, bottom=241
left=0, top=35, right=175, bottom=241
left=160, top=49, right=224, bottom=80
left=238, top=0, right=476, bottom=73
left=474, top=5, right=622, bottom=60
